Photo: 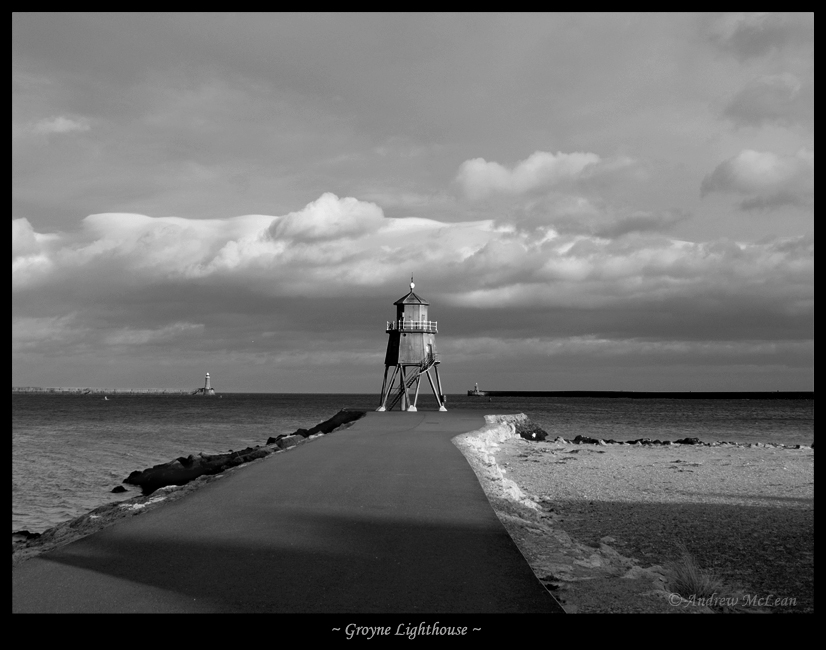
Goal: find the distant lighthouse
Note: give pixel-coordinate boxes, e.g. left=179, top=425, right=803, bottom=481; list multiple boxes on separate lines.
left=377, top=279, right=447, bottom=412
left=193, top=372, right=216, bottom=396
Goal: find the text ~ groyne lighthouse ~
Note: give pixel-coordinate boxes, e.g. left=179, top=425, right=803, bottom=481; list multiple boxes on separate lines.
left=377, top=279, right=447, bottom=412
left=192, top=372, right=216, bottom=396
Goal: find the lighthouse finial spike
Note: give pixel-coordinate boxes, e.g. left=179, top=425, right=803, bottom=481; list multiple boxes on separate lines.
left=410, top=275, right=415, bottom=290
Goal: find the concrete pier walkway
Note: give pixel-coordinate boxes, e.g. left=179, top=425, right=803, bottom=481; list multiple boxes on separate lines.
left=13, top=410, right=563, bottom=614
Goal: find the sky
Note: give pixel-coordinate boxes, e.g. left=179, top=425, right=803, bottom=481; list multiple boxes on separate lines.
left=12, top=13, right=814, bottom=393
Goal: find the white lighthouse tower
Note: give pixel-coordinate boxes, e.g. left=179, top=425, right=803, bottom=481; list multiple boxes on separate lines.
left=193, top=372, right=216, bottom=396
left=377, top=280, right=447, bottom=412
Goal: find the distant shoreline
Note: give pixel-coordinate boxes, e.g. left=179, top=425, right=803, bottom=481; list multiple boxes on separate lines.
left=12, top=387, right=191, bottom=395
left=467, top=390, right=813, bottom=400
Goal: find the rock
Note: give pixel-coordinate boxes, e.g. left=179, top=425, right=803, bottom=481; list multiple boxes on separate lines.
left=124, top=445, right=273, bottom=495
left=276, top=434, right=304, bottom=450
left=674, top=437, right=701, bottom=445
left=12, top=530, right=41, bottom=544
left=266, top=410, right=366, bottom=444
left=514, top=420, right=549, bottom=442
left=111, top=485, right=127, bottom=493
left=122, top=410, right=365, bottom=495
left=573, top=435, right=600, bottom=445
left=294, top=409, right=367, bottom=438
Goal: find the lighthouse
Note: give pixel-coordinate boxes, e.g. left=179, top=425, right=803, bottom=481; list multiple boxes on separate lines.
left=377, top=279, right=447, bottom=412
left=192, top=372, right=216, bottom=396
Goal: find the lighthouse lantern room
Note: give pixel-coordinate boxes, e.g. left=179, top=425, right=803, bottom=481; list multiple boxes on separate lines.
left=377, top=279, right=447, bottom=411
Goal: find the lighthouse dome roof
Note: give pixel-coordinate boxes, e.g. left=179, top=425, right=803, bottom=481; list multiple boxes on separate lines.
left=394, top=289, right=429, bottom=306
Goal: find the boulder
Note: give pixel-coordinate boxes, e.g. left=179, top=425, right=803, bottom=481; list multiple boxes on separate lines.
left=123, top=410, right=366, bottom=495
left=573, top=435, right=601, bottom=445
left=124, top=445, right=273, bottom=495
left=514, top=420, right=549, bottom=442
left=267, top=409, right=366, bottom=443
left=276, top=434, right=304, bottom=450
left=294, top=409, right=366, bottom=437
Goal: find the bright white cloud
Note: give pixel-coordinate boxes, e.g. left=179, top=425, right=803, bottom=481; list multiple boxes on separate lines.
left=12, top=195, right=813, bottom=324
left=11, top=218, right=60, bottom=287
left=269, top=192, right=385, bottom=241
left=701, top=148, right=814, bottom=210
left=456, top=151, right=601, bottom=200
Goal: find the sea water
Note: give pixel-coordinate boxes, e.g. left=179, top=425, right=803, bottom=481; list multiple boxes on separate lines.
left=12, top=392, right=813, bottom=534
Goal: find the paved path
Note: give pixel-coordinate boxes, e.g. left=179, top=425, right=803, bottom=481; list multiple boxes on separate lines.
left=13, top=410, right=563, bottom=613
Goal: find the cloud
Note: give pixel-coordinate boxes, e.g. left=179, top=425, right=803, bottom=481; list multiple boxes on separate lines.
left=268, top=192, right=385, bottom=241
left=446, top=334, right=812, bottom=366
left=13, top=195, right=812, bottom=313
left=591, top=210, right=689, bottom=239
left=505, top=191, right=689, bottom=237
left=456, top=150, right=601, bottom=200
left=444, top=234, right=813, bottom=317
left=12, top=193, right=813, bottom=371
left=103, top=322, right=205, bottom=347
left=705, top=12, right=814, bottom=60
left=700, top=148, right=813, bottom=210
left=29, top=116, right=90, bottom=136
left=723, top=74, right=813, bottom=128
left=12, top=218, right=60, bottom=287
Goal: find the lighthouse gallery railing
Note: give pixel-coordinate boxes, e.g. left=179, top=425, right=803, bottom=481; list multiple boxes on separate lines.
left=386, top=320, right=438, bottom=333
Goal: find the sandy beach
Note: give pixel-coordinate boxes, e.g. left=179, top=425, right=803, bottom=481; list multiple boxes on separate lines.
left=454, top=415, right=814, bottom=613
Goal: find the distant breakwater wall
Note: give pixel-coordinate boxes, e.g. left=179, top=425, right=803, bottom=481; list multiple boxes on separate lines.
left=470, top=390, right=813, bottom=400
left=12, top=387, right=191, bottom=395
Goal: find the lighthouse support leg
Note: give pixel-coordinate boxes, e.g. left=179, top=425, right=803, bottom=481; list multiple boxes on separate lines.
left=409, top=374, right=422, bottom=411
left=378, top=365, right=400, bottom=411
left=399, top=366, right=413, bottom=411
left=378, top=365, right=390, bottom=410
left=425, top=369, right=440, bottom=408
left=433, top=365, right=447, bottom=411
